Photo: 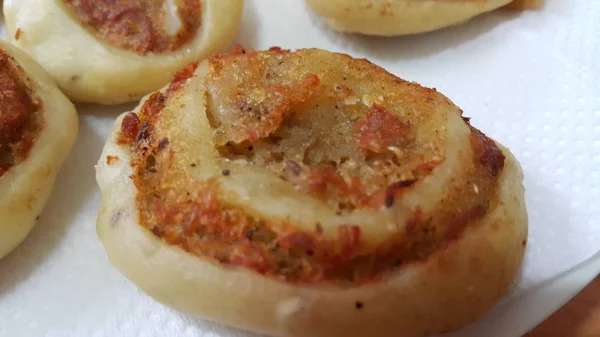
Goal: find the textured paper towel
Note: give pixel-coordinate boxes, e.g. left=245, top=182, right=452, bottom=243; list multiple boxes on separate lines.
left=0, top=0, right=599, bottom=336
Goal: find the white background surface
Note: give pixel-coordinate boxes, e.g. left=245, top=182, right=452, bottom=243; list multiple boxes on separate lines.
left=1, top=0, right=599, bottom=336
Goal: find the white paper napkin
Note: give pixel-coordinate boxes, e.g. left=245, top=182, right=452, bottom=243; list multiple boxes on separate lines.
left=1, top=0, right=598, bottom=336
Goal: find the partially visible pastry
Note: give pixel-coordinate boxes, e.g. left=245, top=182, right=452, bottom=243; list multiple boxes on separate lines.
left=0, top=40, right=78, bottom=259
left=505, top=0, right=544, bottom=10
left=306, top=0, right=543, bottom=36
left=3, top=0, right=243, bottom=105
left=96, top=46, right=527, bottom=337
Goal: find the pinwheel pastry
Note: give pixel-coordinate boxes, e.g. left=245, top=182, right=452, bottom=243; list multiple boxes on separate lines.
left=307, top=0, right=543, bottom=36
left=96, top=46, right=527, bottom=337
left=3, top=0, right=243, bottom=105
left=0, top=40, right=78, bottom=259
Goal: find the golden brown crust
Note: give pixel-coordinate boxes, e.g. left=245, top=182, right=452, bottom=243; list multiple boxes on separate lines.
left=0, top=49, right=43, bottom=177
left=62, top=0, right=202, bottom=55
left=113, top=47, right=508, bottom=285
left=203, top=47, right=449, bottom=209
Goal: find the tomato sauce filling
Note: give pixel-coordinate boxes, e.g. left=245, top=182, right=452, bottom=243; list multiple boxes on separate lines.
left=63, top=0, right=202, bottom=55
left=119, top=48, right=505, bottom=284
left=354, top=104, right=412, bottom=153
left=0, top=50, right=42, bottom=177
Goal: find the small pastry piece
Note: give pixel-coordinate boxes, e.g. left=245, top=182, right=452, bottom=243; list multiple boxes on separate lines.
left=3, top=0, right=243, bottom=105
left=306, top=0, right=543, bottom=36
left=96, top=46, right=527, bottom=337
left=0, top=40, right=78, bottom=259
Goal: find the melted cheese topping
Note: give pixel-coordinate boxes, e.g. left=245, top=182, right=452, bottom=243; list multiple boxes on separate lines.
left=118, top=47, right=505, bottom=285
left=62, top=0, right=202, bottom=55
left=0, top=49, right=42, bottom=176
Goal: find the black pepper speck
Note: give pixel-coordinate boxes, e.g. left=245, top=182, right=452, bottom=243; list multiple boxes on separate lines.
left=385, top=194, right=394, bottom=208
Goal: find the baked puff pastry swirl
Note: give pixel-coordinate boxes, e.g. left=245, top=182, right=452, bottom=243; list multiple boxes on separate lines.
left=0, top=40, right=78, bottom=259
left=96, top=47, right=527, bottom=337
left=3, top=0, right=243, bottom=104
left=307, top=0, right=543, bottom=36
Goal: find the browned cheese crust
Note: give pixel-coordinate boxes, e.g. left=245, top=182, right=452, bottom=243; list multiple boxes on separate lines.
left=0, top=48, right=43, bottom=177
left=62, top=0, right=202, bottom=55
left=115, top=46, right=507, bottom=286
